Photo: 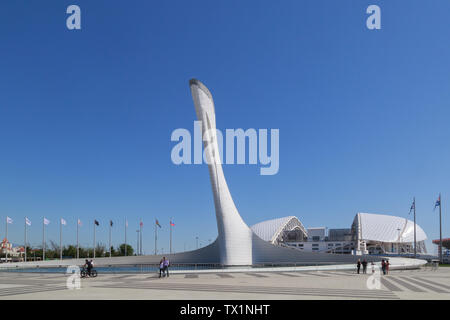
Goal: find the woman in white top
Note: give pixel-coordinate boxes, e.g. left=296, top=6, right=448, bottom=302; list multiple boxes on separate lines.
left=159, top=259, right=165, bottom=278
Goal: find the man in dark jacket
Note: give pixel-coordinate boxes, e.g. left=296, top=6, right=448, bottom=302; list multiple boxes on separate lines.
left=84, top=259, right=92, bottom=276
left=362, top=259, right=368, bottom=274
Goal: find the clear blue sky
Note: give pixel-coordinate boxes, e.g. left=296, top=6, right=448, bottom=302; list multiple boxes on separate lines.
left=0, top=1, right=449, bottom=254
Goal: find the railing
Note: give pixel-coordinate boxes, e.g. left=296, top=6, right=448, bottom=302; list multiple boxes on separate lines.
left=0, top=259, right=426, bottom=273
left=0, top=263, right=223, bottom=273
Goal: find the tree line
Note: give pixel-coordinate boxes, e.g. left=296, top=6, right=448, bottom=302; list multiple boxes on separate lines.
left=1, top=242, right=134, bottom=260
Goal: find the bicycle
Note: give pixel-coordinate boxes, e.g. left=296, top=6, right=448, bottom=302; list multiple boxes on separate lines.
left=80, top=266, right=97, bottom=278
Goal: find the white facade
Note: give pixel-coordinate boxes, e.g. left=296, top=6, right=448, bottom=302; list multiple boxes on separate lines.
left=251, top=213, right=427, bottom=255
left=285, top=241, right=354, bottom=254
left=353, top=213, right=427, bottom=254
left=306, top=228, right=327, bottom=241
left=354, top=212, right=427, bottom=243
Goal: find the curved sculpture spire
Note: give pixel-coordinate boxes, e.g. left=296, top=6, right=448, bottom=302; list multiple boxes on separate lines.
left=188, top=79, right=377, bottom=267
left=189, top=79, right=253, bottom=266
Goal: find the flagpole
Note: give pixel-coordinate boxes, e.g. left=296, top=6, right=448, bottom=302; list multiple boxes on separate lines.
left=136, top=230, right=139, bottom=255
left=170, top=218, right=172, bottom=254
left=93, top=221, right=96, bottom=259
left=109, top=221, right=112, bottom=258
left=5, top=217, right=8, bottom=262
left=42, top=218, right=45, bottom=261
left=140, top=219, right=143, bottom=255
left=60, top=219, right=62, bottom=260
left=24, top=218, right=27, bottom=262
left=124, top=218, right=127, bottom=256
left=77, top=219, right=79, bottom=260
left=413, top=197, right=417, bottom=258
left=440, top=193, right=443, bottom=264
left=154, top=222, right=157, bottom=255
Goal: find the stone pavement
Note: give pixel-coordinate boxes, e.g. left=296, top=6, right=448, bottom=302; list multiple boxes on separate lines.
left=1, top=267, right=449, bottom=300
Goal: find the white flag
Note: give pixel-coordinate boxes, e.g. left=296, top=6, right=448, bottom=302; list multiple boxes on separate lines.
left=78, top=219, right=82, bottom=226
left=43, top=217, right=50, bottom=225
left=61, top=218, right=67, bottom=226
left=6, top=216, right=13, bottom=224
left=25, top=217, right=31, bottom=226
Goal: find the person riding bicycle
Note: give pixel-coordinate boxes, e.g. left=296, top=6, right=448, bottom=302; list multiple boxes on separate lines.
left=84, top=259, right=93, bottom=276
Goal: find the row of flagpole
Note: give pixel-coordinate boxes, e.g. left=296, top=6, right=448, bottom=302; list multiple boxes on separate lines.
left=435, top=194, right=443, bottom=263
left=3, top=216, right=176, bottom=261
left=406, top=194, right=443, bottom=261
left=6, top=195, right=444, bottom=261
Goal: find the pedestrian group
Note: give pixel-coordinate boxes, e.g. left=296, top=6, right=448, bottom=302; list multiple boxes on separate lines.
left=357, top=258, right=389, bottom=275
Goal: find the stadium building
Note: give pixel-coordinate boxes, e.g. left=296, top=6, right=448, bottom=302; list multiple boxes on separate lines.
left=251, top=212, right=428, bottom=255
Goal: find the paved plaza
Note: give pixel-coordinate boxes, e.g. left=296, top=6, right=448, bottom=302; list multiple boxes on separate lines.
left=0, top=267, right=450, bottom=300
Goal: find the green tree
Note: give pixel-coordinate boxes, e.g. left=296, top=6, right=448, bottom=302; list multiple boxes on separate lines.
left=80, top=248, right=92, bottom=258
left=63, top=245, right=77, bottom=258
left=95, top=244, right=106, bottom=257
left=118, top=243, right=134, bottom=256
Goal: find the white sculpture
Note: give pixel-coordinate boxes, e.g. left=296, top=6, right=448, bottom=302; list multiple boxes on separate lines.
left=188, top=79, right=377, bottom=267
left=190, top=79, right=253, bottom=266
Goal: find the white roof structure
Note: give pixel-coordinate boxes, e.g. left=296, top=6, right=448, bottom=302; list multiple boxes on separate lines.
left=251, top=216, right=308, bottom=244
left=354, top=212, right=427, bottom=243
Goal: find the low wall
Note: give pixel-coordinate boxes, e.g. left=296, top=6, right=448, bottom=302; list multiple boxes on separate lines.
left=0, top=256, right=427, bottom=273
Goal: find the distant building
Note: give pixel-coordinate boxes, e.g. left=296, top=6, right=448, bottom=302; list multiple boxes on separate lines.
left=432, top=238, right=450, bottom=250
left=1, top=238, right=25, bottom=260
left=1, top=238, right=12, bottom=253
left=251, top=212, right=427, bottom=256
left=432, top=238, right=450, bottom=263
left=250, top=216, right=307, bottom=245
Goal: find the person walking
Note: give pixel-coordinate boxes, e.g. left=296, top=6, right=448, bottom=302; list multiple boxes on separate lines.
left=381, top=259, right=386, bottom=275
left=385, top=259, right=390, bottom=275
left=163, top=257, right=170, bottom=278
left=356, top=259, right=361, bottom=274
left=371, top=261, right=375, bottom=274
left=362, top=259, right=368, bottom=274
left=159, top=258, right=165, bottom=278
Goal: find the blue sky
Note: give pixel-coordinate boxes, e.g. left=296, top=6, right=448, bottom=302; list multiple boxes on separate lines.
left=0, top=1, right=449, bottom=254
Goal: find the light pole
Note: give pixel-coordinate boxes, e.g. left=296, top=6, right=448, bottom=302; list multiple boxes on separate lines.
left=397, top=228, right=401, bottom=255
left=196, top=236, right=199, bottom=249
